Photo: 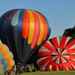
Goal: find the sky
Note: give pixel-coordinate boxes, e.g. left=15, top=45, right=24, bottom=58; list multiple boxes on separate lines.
left=0, top=0, right=75, bottom=37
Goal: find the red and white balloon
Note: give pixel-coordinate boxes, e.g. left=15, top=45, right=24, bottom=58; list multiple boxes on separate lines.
left=37, top=36, right=75, bottom=71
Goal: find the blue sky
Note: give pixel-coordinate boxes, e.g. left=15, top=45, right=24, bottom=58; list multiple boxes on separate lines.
left=0, top=0, right=75, bottom=37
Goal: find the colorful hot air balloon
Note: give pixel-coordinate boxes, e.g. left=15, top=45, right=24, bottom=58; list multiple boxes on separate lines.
left=0, top=40, right=14, bottom=72
left=0, top=9, right=50, bottom=72
left=37, top=36, right=75, bottom=71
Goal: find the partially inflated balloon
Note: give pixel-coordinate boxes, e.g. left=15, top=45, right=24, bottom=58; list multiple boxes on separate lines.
left=0, top=9, right=50, bottom=66
left=0, top=40, right=14, bottom=72
left=37, top=36, right=75, bottom=71
left=63, top=26, right=75, bottom=38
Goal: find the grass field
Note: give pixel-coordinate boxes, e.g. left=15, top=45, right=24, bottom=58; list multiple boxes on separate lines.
left=0, top=71, right=75, bottom=75
left=20, top=71, right=75, bottom=75
left=0, top=65, right=75, bottom=75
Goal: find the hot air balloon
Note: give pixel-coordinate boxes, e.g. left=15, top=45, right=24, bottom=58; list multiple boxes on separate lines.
left=0, top=9, right=50, bottom=72
left=63, top=26, right=75, bottom=38
left=37, top=36, right=75, bottom=71
left=0, top=40, right=15, bottom=74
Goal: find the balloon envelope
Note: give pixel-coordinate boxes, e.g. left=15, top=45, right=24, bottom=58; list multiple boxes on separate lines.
left=37, top=36, right=75, bottom=71
left=0, top=41, right=14, bottom=71
left=0, top=9, right=50, bottom=66
left=63, top=26, right=75, bottom=38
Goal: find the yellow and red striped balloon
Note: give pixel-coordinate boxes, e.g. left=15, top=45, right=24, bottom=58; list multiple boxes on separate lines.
left=21, top=10, right=49, bottom=48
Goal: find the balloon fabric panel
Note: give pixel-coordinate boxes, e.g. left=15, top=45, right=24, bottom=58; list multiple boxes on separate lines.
left=30, top=11, right=40, bottom=48
left=27, top=10, right=35, bottom=45
left=0, top=41, right=14, bottom=71
left=37, top=36, right=75, bottom=71
left=22, top=10, right=29, bottom=40
left=36, top=11, right=48, bottom=44
left=37, top=13, right=45, bottom=46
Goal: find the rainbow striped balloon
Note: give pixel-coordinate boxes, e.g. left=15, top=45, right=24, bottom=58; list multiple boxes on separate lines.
left=37, top=36, right=75, bottom=71
left=0, top=9, right=50, bottom=67
left=0, top=9, right=50, bottom=48
left=0, top=40, right=14, bottom=72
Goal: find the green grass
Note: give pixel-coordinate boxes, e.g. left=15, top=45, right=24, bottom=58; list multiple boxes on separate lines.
left=21, top=71, right=75, bottom=75
left=0, top=71, right=75, bottom=75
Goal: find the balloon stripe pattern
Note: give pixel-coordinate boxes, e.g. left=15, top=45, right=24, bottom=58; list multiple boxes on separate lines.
left=8, top=9, right=49, bottom=49
left=37, top=36, right=75, bottom=71
left=0, top=41, right=14, bottom=71
left=30, top=11, right=39, bottom=48
left=36, top=11, right=48, bottom=45
left=11, top=10, right=24, bottom=50
left=28, top=11, right=35, bottom=45
left=22, top=10, right=29, bottom=40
